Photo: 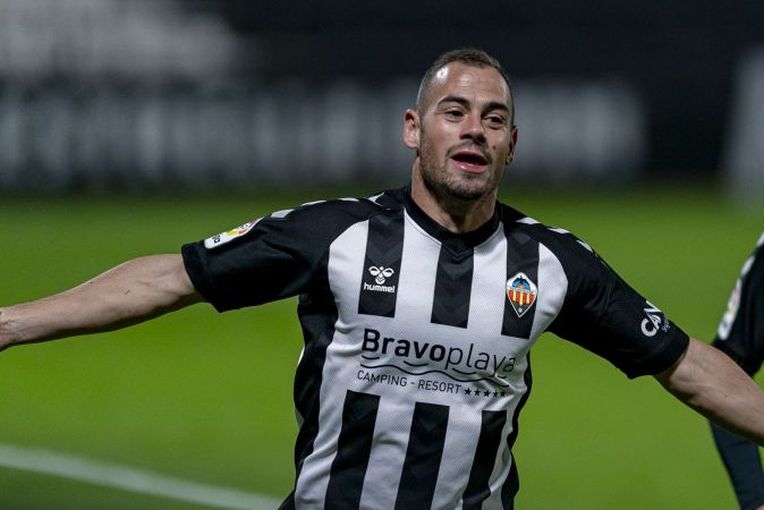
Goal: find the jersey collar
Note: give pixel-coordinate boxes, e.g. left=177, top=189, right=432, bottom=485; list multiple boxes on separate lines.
left=403, top=185, right=501, bottom=254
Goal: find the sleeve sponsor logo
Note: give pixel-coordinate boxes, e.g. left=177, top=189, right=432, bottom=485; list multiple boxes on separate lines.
left=203, top=219, right=260, bottom=249
left=641, top=300, right=670, bottom=337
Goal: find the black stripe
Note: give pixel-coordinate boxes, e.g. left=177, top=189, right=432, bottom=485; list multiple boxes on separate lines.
left=277, top=494, right=295, bottom=510
left=501, top=230, right=540, bottom=339
left=394, top=402, right=449, bottom=509
left=431, top=246, right=474, bottom=328
left=461, top=410, right=508, bottom=509
left=324, top=390, right=380, bottom=509
left=358, top=213, right=404, bottom=317
left=501, top=353, right=533, bottom=508
left=293, top=278, right=340, bottom=479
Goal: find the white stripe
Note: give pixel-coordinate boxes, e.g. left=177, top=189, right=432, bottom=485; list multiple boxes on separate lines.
left=294, top=220, right=371, bottom=506
left=0, top=442, right=281, bottom=510
left=533, top=243, right=569, bottom=339
left=271, top=208, right=294, bottom=219
left=358, top=399, right=413, bottom=510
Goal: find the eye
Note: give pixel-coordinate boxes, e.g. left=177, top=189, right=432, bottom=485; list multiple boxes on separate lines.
left=445, top=109, right=464, bottom=119
left=485, top=114, right=507, bottom=127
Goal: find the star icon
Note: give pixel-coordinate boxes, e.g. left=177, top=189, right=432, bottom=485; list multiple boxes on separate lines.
left=483, top=390, right=491, bottom=397
left=465, top=388, right=472, bottom=395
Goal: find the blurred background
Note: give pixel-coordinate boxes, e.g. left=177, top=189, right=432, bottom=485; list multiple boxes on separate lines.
left=0, top=0, right=763, bottom=196
left=1, top=1, right=764, bottom=509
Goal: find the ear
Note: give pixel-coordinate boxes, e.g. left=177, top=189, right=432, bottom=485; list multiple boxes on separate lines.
left=402, top=109, right=421, bottom=150
left=505, top=126, right=519, bottom=165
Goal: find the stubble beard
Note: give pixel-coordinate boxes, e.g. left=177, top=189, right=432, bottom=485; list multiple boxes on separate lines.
left=418, top=140, right=503, bottom=205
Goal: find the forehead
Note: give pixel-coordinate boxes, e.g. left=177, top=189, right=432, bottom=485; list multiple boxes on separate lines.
left=427, top=62, right=510, bottom=109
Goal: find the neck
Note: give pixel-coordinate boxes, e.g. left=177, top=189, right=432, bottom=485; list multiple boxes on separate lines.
left=410, top=168, right=497, bottom=234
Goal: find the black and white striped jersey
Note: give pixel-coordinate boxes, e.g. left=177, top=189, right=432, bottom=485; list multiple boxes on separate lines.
left=181, top=186, right=689, bottom=510
left=710, top=231, right=764, bottom=510
left=714, top=231, right=764, bottom=373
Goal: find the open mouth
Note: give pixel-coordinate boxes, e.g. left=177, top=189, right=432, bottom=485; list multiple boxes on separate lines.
left=450, top=150, right=489, bottom=173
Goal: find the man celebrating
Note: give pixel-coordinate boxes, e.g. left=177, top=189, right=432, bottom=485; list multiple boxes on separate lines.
left=2, top=48, right=764, bottom=509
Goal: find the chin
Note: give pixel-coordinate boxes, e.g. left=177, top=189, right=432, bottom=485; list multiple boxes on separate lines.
left=452, top=172, right=501, bottom=196
left=443, top=181, right=493, bottom=201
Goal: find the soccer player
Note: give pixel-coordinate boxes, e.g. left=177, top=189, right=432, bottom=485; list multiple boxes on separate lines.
left=710, top=232, right=764, bottom=510
left=2, top=48, right=764, bottom=509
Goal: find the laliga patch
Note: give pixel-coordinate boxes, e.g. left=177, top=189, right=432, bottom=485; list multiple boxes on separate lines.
left=204, top=219, right=260, bottom=249
left=506, top=272, right=538, bottom=318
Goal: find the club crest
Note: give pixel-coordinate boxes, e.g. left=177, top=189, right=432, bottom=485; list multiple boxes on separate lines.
left=506, top=272, right=538, bottom=318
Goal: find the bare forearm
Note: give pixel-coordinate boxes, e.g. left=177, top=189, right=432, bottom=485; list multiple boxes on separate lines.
left=656, top=338, right=764, bottom=445
left=0, top=254, right=201, bottom=349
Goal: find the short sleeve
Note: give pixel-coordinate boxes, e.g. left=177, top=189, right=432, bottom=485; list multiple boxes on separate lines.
left=545, top=231, right=689, bottom=378
left=713, top=233, right=764, bottom=375
left=181, top=199, right=375, bottom=312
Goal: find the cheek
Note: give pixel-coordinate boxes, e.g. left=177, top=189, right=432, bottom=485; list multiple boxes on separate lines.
left=421, top=132, right=446, bottom=158
left=491, top=137, right=511, bottom=156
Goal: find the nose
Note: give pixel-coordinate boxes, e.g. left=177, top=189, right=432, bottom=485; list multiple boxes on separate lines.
left=461, top=113, right=486, bottom=143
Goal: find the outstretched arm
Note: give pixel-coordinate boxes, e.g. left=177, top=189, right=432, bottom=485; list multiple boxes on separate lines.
left=655, top=338, right=764, bottom=445
left=0, top=254, right=202, bottom=351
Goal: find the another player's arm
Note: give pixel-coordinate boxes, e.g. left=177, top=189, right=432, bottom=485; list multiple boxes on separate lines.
left=0, top=254, right=201, bottom=351
left=710, top=417, right=764, bottom=510
left=655, top=338, right=764, bottom=445
left=708, top=237, right=764, bottom=510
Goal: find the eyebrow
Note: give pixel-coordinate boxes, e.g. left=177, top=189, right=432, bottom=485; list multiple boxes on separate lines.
left=437, top=95, right=511, bottom=114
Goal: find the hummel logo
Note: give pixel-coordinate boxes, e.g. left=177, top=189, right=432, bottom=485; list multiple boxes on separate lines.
left=369, top=266, right=395, bottom=285
left=364, top=266, right=397, bottom=294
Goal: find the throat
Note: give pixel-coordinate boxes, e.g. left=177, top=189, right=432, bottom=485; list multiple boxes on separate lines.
left=411, top=177, right=496, bottom=234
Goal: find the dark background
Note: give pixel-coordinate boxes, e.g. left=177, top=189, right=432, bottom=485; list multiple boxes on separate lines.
left=207, top=0, right=764, bottom=176
left=1, top=0, right=763, bottom=191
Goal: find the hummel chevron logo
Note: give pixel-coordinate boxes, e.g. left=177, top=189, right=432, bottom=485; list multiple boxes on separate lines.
left=368, top=266, right=394, bottom=285
left=364, top=266, right=396, bottom=294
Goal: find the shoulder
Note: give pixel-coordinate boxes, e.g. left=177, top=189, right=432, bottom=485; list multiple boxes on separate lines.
left=738, top=231, right=764, bottom=302
left=497, top=203, right=598, bottom=261
left=750, top=231, right=764, bottom=273
left=254, top=188, right=404, bottom=232
left=496, top=203, right=617, bottom=299
left=198, top=188, right=404, bottom=254
left=728, top=230, right=764, bottom=292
